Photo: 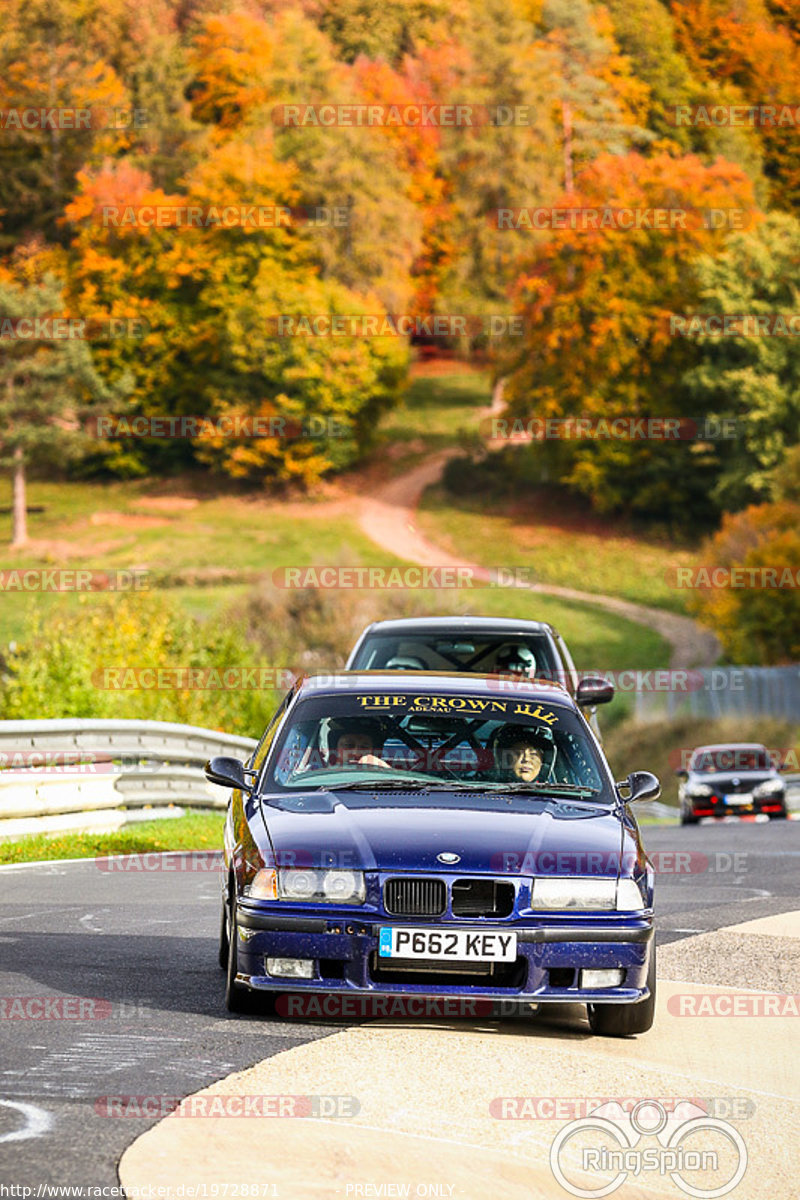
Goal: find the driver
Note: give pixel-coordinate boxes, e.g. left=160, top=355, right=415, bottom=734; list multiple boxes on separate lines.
left=328, top=718, right=390, bottom=769
left=492, top=645, right=536, bottom=678
left=492, top=724, right=555, bottom=783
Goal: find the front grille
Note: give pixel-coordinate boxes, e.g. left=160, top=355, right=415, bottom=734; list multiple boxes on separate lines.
left=384, top=877, right=446, bottom=917
left=718, top=776, right=768, bottom=794
left=451, top=878, right=515, bottom=917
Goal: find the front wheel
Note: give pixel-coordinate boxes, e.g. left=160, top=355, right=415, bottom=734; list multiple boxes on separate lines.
left=587, top=942, right=656, bottom=1037
left=218, top=895, right=229, bottom=970
left=225, top=900, right=259, bottom=1014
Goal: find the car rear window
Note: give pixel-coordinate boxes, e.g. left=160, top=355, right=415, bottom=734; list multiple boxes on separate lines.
left=350, top=632, right=561, bottom=680
left=691, top=747, right=771, bottom=772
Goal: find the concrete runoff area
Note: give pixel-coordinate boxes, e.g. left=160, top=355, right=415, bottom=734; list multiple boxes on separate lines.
left=120, top=911, right=800, bottom=1200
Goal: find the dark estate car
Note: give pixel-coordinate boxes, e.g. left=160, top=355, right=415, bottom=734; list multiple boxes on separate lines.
left=676, top=743, right=788, bottom=824
left=208, top=671, right=659, bottom=1036
left=345, top=616, right=615, bottom=737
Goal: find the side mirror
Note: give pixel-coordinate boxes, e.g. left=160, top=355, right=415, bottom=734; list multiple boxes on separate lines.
left=675, top=768, right=689, bottom=779
left=205, top=756, right=251, bottom=793
left=576, top=676, right=615, bottom=707
left=616, top=770, right=661, bottom=804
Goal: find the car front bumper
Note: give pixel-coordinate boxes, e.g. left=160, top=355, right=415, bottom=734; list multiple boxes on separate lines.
left=234, top=903, right=654, bottom=1005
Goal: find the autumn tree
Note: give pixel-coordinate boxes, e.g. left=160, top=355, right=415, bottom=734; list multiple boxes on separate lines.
left=670, top=0, right=800, bottom=209
left=687, top=500, right=800, bottom=662
left=500, top=151, right=756, bottom=530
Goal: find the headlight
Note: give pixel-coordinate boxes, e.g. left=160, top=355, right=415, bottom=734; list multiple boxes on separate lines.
left=754, top=779, right=784, bottom=797
left=531, top=877, right=616, bottom=910
left=322, top=870, right=362, bottom=901
left=281, top=869, right=319, bottom=899
left=616, top=878, right=646, bottom=911
left=278, top=868, right=365, bottom=905
left=531, top=876, right=645, bottom=911
left=686, top=784, right=712, bottom=797
left=245, top=868, right=278, bottom=900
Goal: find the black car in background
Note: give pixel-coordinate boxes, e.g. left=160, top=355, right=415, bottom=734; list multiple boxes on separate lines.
left=676, top=743, right=788, bottom=824
left=345, top=616, right=614, bottom=737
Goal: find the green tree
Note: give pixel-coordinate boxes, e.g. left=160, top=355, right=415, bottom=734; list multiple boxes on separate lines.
left=0, top=270, right=111, bottom=545
left=683, top=212, right=800, bottom=511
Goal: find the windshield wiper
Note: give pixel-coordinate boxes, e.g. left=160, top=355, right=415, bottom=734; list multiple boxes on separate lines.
left=481, top=782, right=600, bottom=797
left=336, top=778, right=433, bottom=791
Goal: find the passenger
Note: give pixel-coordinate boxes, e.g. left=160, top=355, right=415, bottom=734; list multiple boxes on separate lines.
left=492, top=724, right=555, bottom=783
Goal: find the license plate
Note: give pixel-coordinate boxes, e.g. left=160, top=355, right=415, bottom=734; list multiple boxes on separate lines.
left=725, top=793, right=752, bottom=806
left=378, top=927, right=517, bottom=962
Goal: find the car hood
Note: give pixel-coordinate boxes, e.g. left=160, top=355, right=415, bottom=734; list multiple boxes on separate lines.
left=258, top=791, right=628, bottom=877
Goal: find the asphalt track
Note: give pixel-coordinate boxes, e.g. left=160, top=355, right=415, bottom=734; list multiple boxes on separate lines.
left=1, top=819, right=798, bottom=1193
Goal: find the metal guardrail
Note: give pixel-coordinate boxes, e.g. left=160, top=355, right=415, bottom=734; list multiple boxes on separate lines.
left=633, top=665, right=800, bottom=722
left=0, top=719, right=258, bottom=840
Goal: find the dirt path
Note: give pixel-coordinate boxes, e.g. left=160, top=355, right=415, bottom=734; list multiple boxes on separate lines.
left=356, top=450, right=720, bottom=669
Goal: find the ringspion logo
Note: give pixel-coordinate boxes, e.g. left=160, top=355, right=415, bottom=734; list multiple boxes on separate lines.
left=549, top=1100, right=747, bottom=1198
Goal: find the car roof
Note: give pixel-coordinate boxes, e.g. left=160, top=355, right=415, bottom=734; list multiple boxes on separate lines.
left=296, top=670, right=576, bottom=708
left=356, top=616, right=555, bottom=636
left=691, top=743, right=769, bottom=755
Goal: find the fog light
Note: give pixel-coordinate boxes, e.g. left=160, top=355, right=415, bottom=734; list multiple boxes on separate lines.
left=266, top=958, right=315, bottom=979
left=580, top=968, right=624, bottom=988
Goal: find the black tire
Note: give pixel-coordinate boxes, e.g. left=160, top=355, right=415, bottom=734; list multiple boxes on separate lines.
left=680, top=810, right=698, bottom=826
left=218, top=894, right=229, bottom=970
left=587, top=942, right=656, bottom=1037
left=225, top=899, right=259, bottom=1014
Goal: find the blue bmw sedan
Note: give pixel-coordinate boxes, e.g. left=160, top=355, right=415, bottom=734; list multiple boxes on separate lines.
left=208, top=672, right=659, bottom=1036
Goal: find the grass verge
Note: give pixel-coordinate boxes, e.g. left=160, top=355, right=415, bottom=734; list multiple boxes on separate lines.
left=0, top=809, right=225, bottom=865
left=417, top=485, right=695, bottom=615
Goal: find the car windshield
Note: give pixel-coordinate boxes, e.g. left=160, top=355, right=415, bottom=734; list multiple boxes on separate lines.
left=264, top=689, right=609, bottom=798
left=349, top=632, right=561, bottom=681
left=691, top=747, right=771, bottom=772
